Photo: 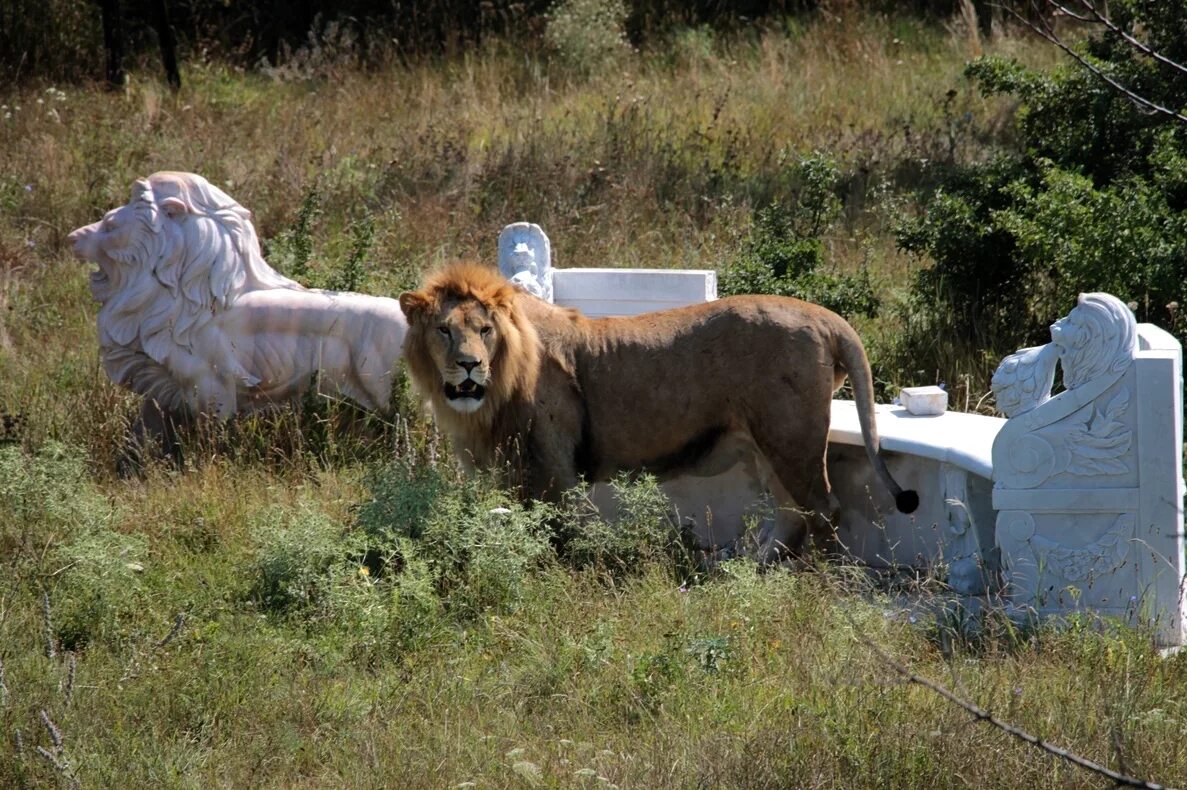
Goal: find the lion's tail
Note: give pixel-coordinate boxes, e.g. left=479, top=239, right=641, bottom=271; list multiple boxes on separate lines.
left=834, top=322, right=919, bottom=514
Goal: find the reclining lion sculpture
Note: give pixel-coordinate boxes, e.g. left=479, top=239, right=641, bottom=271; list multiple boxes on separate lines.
left=68, top=171, right=408, bottom=456
left=398, top=262, right=917, bottom=552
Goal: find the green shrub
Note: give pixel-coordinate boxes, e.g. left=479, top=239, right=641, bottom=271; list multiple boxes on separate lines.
left=357, top=460, right=554, bottom=616
left=0, top=442, right=112, bottom=568
left=52, top=528, right=149, bottom=650
left=554, top=473, right=685, bottom=577
left=323, top=215, right=375, bottom=293
left=0, top=442, right=153, bottom=648
left=249, top=505, right=355, bottom=617
left=545, top=0, right=631, bottom=75
left=720, top=152, right=880, bottom=320
left=264, top=184, right=322, bottom=283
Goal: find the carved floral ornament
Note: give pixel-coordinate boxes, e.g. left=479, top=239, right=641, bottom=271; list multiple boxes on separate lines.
left=991, top=293, right=1138, bottom=490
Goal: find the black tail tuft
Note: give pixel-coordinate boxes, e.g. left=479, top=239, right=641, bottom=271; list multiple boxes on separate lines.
left=896, top=489, right=920, bottom=514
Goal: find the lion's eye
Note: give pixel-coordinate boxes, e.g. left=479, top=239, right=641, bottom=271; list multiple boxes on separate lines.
left=437, top=326, right=450, bottom=336
left=480, top=326, right=492, bottom=336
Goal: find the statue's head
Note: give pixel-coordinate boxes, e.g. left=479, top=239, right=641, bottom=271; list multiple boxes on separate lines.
left=1052, top=293, right=1137, bottom=389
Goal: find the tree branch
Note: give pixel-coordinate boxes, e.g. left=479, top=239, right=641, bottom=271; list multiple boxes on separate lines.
left=1063, top=0, right=1187, bottom=80
left=992, top=1, right=1187, bottom=125
left=856, top=629, right=1174, bottom=790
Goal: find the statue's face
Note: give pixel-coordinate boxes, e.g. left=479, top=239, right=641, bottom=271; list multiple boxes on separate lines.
left=1050, top=308, right=1085, bottom=352
left=509, top=247, right=536, bottom=275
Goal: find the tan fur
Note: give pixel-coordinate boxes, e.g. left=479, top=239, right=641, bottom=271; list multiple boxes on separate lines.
left=400, top=263, right=916, bottom=549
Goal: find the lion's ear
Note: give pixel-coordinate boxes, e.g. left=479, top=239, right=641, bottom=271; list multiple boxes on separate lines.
left=160, top=196, right=188, bottom=220
left=399, top=291, right=432, bottom=320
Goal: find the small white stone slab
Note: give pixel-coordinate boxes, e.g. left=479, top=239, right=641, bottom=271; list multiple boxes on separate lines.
left=899, top=385, right=949, bottom=416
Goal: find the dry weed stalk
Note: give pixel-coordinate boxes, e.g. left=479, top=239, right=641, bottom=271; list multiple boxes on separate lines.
left=157, top=613, right=186, bottom=649
left=41, top=591, right=56, bottom=661
left=60, top=653, right=75, bottom=707
left=37, top=708, right=79, bottom=788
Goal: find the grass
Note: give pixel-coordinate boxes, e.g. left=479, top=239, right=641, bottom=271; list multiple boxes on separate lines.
left=3, top=9, right=1185, bottom=788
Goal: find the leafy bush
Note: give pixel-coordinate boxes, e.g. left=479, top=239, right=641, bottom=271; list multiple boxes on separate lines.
left=554, top=473, right=686, bottom=577
left=895, top=3, right=1187, bottom=373
left=357, top=460, right=554, bottom=616
left=0, top=442, right=112, bottom=567
left=545, top=0, right=632, bottom=75
left=53, top=528, right=149, bottom=650
left=720, top=153, right=880, bottom=320
left=265, top=185, right=322, bottom=283
left=0, top=442, right=154, bottom=648
left=250, top=505, right=355, bottom=616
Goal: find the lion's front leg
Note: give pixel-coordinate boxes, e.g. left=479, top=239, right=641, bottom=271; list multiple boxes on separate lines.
left=119, top=398, right=192, bottom=475
left=520, top=430, right=580, bottom=503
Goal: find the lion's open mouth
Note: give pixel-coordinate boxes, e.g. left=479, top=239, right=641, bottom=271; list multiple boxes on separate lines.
left=88, top=268, right=112, bottom=299
left=444, top=380, right=486, bottom=401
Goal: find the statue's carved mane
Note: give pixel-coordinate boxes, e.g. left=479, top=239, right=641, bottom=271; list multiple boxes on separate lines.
left=1058, top=293, right=1137, bottom=390
left=96, top=173, right=303, bottom=412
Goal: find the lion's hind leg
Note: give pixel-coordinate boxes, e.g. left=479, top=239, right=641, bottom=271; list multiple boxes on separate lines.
left=749, top=426, right=842, bottom=558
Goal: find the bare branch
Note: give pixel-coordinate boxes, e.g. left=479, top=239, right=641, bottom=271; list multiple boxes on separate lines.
left=992, top=2, right=1187, bottom=125
left=856, top=630, right=1174, bottom=790
left=1064, top=0, right=1187, bottom=80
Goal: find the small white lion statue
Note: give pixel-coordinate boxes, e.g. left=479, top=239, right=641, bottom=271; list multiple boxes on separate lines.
left=497, top=222, right=553, bottom=301
left=68, top=171, right=408, bottom=454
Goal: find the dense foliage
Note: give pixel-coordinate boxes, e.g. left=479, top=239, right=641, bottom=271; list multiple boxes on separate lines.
left=720, top=152, right=879, bottom=319
left=895, top=1, right=1187, bottom=361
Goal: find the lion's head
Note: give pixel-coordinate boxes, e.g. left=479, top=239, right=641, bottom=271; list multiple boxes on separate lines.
left=399, top=263, right=540, bottom=423
left=1051, top=292, right=1137, bottom=390
left=68, top=171, right=302, bottom=402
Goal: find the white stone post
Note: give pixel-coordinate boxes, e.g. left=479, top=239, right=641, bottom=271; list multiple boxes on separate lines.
left=991, top=293, right=1185, bottom=645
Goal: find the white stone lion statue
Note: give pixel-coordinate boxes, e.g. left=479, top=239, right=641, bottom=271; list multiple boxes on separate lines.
left=68, top=171, right=408, bottom=453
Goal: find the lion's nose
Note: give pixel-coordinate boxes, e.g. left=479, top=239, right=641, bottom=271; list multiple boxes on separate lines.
left=66, top=227, right=92, bottom=259
left=458, top=360, right=479, bottom=374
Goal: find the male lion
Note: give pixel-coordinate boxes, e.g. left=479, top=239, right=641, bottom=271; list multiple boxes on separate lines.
left=399, top=263, right=917, bottom=552
left=68, top=171, right=408, bottom=460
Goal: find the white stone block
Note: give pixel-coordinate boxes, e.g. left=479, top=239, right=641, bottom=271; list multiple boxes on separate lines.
left=899, top=386, right=948, bottom=416
left=552, top=268, right=717, bottom=317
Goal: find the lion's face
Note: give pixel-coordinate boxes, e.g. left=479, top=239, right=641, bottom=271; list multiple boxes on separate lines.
left=1050, top=294, right=1137, bottom=389
left=1049, top=309, right=1085, bottom=353
left=67, top=178, right=184, bottom=303
left=399, top=263, right=538, bottom=420
left=420, top=297, right=501, bottom=414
